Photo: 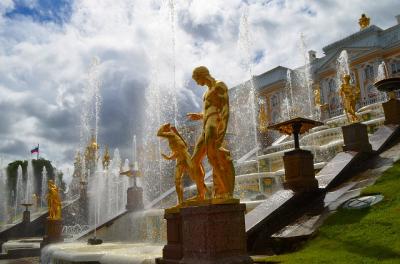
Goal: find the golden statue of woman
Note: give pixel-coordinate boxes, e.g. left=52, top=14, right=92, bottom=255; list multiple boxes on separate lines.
left=47, top=180, right=62, bottom=220
left=339, top=74, right=359, bottom=123
left=157, top=123, right=208, bottom=205
left=187, top=66, right=235, bottom=202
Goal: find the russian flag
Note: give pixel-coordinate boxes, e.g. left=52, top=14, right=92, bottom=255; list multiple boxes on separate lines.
left=31, top=146, right=39, bottom=154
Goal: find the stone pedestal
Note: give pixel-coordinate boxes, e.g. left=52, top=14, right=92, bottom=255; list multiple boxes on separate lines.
left=42, top=218, right=63, bottom=247
left=22, top=210, right=30, bottom=224
left=342, top=122, right=372, bottom=153
left=180, top=203, right=252, bottom=264
left=157, top=212, right=182, bottom=264
left=382, top=99, right=400, bottom=125
left=283, top=149, right=318, bottom=192
left=126, top=186, right=144, bottom=212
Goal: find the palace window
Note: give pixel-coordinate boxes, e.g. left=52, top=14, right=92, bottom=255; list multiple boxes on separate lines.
left=364, top=65, right=374, bottom=80
left=391, top=61, right=400, bottom=74
left=271, top=94, right=279, bottom=107
left=328, top=79, right=336, bottom=93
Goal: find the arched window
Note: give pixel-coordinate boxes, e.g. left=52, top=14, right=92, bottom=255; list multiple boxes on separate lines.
left=328, top=79, right=336, bottom=93
left=391, top=60, right=400, bottom=74
left=364, top=65, right=374, bottom=80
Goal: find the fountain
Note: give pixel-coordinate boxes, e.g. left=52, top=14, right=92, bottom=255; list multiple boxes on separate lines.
left=14, top=166, right=23, bottom=221
left=374, top=75, right=400, bottom=125
left=41, top=166, right=48, bottom=208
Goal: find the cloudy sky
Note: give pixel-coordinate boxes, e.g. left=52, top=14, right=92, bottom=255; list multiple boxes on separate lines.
left=0, top=0, right=399, bottom=181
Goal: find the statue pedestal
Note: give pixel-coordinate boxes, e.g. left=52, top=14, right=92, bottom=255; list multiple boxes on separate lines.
left=42, top=218, right=63, bottom=247
left=157, top=212, right=182, bottom=264
left=126, top=186, right=144, bottom=212
left=383, top=99, right=400, bottom=125
left=342, top=123, right=372, bottom=153
left=157, top=204, right=252, bottom=264
left=22, top=210, right=30, bottom=224
left=283, top=149, right=318, bottom=192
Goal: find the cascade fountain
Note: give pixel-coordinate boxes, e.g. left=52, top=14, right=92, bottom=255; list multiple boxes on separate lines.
left=0, top=166, right=8, bottom=223
left=25, top=160, right=34, bottom=204
left=41, top=166, right=48, bottom=208
left=14, top=166, right=23, bottom=220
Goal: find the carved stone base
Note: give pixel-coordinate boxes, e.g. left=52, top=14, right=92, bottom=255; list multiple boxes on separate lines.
left=283, top=149, right=318, bottom=192
left=180, top=203, right=252, bottom=264
left=41, top=218, right=63, bottom=247
left=342, top=122, right=372, bottom=153
left=22, top=210, right=30, bottom=224
left=126, top=186, right=144, bottom=212
left=156, top=212, right=182, bottom=264
left=157, top=204, right=252, bottom=264
left=383, top=99, right=400, bottom=125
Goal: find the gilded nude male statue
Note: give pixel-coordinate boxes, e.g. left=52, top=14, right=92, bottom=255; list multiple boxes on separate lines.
left=187, top=66, right=235, bottom=202
left=339, top=74, right=359, bottom=123
left=47, top=180, right=62, bottom=220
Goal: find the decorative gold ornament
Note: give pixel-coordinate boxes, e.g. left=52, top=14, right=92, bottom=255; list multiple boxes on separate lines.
left=359, top=14, right=370, bottom=30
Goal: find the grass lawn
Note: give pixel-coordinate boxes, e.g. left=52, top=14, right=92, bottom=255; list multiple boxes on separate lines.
left=254, top=160, right=400, bottom=264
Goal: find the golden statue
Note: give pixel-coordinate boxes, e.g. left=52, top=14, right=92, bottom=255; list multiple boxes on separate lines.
left=258, top=103, right=268, bottom=133
left=359, top=14, right=370, bottom=30
left=47, top=180, right=62, bottom=220
left=339, top=74, right=359, bottom=123
left=187, top=66, right=236, bottom=202
left=84, top=134, right=99, bottom=162
left=102, top=146, right=111, bottom=169
left=314, top=87, right=321, bottom=107
left=157, top=123, right=208, bottom=205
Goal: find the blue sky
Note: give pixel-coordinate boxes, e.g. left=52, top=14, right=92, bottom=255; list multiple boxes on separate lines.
left=5, top=0, right=72, bottom=24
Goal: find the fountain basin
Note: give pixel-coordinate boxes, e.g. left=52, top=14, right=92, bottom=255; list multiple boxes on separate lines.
left=374, top=77, right=400, bottom=93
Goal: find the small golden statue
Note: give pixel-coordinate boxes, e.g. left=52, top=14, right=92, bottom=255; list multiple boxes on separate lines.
left=359, top=14, right=370, bottom=30
left=157, top=123, right=208, bottom=205
left=339, top=74, right=359, bottom=123
left=187, top=66, right=236, bottom=202
left=102, top=146, right=111, bottom=169
left=258, top=103, right=268, bottom=133
left=47, top=180, right=62, bottom=220
left=314, top=87, right=321, bottom=107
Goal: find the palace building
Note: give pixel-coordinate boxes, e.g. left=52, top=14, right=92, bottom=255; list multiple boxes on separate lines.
left=229, top=14, right=400, bottom=151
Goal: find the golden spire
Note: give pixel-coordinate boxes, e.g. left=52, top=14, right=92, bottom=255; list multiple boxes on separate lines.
left=102, top=145, right=111, bottom=169
left=359, top=14, right=370, bottom=30
left=258, top=103, right=268, bottom=133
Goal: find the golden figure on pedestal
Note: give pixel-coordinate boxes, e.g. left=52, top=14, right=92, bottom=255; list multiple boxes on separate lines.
left=47, top=180, right=62, bottom=220
left=157, top=123, right=208, bottom=206
left=102, top=146, right=111, bottom=170
left=187, top=66, right=236, bottom=203
left=258, top=102, right=268, bottom=133
left=359, top=14, right=370, bottom=30
left=339, top=74, right=359, bottom=123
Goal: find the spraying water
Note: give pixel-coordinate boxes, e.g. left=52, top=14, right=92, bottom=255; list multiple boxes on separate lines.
left=41, top=166, right=48, bottom=208
left=376, top=61, right=389, bottom=81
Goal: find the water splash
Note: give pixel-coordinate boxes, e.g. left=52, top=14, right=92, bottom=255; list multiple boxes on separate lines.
left=41, top=166, right=48, bottom=208
left=376, top=61, right=389, bottom=82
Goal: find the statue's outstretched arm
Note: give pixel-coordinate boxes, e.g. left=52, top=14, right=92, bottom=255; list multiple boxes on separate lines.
left=162, top=151, right=177, bottom=160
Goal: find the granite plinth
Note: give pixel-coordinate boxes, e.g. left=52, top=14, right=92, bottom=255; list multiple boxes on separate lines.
left=342, top=122, right=372, bottom=153
left=283, top=149, right=318, bottom=192
left=126, top=186, right=144, bottom=212
left=157, top=212, right=182, bottom=264
left=179, top=203, right=252, bottom=264
left=22, top=210, right=31, bottom=224
left=42, top=218, right=63, bottom=247
left=382, top=99, right=400, bottom=125
left=158, top=204, right=252, bottom=264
